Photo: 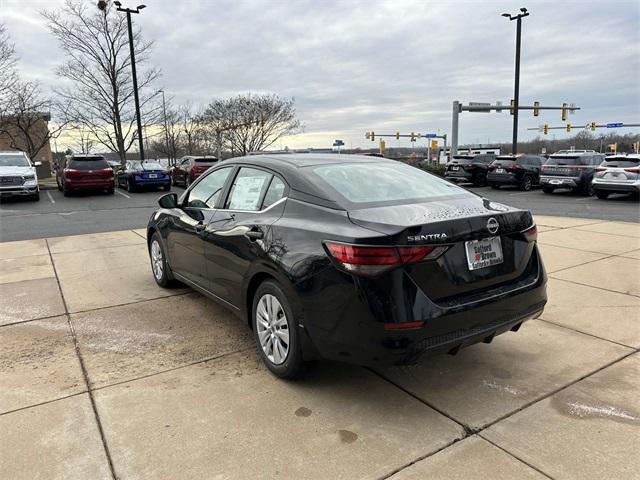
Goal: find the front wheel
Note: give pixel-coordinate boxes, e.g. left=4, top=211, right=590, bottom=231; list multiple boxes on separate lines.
left=32, top=191, right=40, bottom=201
left=596, top=191, right=609, bottom=200
left=253, top=281, right=304, bottom=379
left=490, top=184, right=500, bottom=190
left=126, top=180, right=136, bottom=193
left=542, top=186, right=554, bottom=194
left=149, top=233, right=176, bottom=288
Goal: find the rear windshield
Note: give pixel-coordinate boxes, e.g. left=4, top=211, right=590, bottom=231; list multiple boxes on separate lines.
left=0, top=154, right=30, bottom=167
left=493, top=156, right=517, bottom=165
left=195, top=158, right=217, bottom=164
left=603, top=157, right=639, bottom=168
left=68, top=158, right=108, bottom=170
left=310, top=161, right=467, bottom=207
left=546, top=156, right=583, bottom=166
left=452, top=155, right=474, bottom=164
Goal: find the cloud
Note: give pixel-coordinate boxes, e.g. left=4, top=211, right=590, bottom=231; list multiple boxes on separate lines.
left=2, top=0, right=638, bottom=150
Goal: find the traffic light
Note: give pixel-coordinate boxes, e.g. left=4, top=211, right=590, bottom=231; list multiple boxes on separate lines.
left=566, top=124, right=571, bottom=132
left=370, top=131, right=375, bottom=142
left=395, top=132, right=400, bottom=140
left=590, top=121, right=596, bottom=131
left=533, top=101, right=540, bottom=117
left=431, top=140, right=438, bottom=149
left=410, top=132, right=416, bottom=142
left=543, top=124, right=549, bottom=135
left=561, top=103, right=568, bottom=121
left=380, top=140, right=386, bottom=154
left=510, top=99, right=515, bottom=115
left=609, top=143, right=617, bottom=153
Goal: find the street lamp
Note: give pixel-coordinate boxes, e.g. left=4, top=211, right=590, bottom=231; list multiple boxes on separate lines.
left=502, top=7, right=530, bottom=155
left=109, top=1, right=147, bottom=161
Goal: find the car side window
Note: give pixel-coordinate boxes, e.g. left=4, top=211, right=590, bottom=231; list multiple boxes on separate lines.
left=186, top=167, right=232, bottom=209
left=262, top=176, right=286, bottom=209
left=225, top=167, right=272, bottom=211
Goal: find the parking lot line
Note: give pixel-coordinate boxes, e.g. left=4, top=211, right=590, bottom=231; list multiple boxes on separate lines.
left=114, top=190, right=130, bottom=199
left=46, top=191, right=55, bottom=204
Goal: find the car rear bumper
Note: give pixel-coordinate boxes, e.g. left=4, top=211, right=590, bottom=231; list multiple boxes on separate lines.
left=65, top=180, right=114, bottom=191
left=131, top=176, right=171, bottom=186
left=540, top=176, right=580, bottom=188
left=445, top=171, right=473, bottom=182
left=298, top=247, right=547, bottom=366
left=592, top=180, right=639, bottom=193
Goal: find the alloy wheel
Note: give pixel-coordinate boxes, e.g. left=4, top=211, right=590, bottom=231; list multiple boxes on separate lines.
left=256, top=294, right=290, bottom=365
left=151, top=240, right=164, bottom=280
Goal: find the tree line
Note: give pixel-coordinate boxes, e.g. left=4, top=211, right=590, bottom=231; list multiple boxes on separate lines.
left=0, top=0, right=301, bottom=164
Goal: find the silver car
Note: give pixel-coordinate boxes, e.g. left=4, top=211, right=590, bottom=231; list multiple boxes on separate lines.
left=0, top=151, right=41, bottom=201
left=592, top=154, right=640, bottom=199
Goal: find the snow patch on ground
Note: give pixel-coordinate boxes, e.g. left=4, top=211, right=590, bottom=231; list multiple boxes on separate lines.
left=482, top=380, right=521, bottom=395
left=567, top=402, right=639, bottom=421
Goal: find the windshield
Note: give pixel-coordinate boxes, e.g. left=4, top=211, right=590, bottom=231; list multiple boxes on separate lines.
left=603, top=157, right=639, bottom=168
left=195, top=158, right=217, bottom=164
left=68, top=157, right=108, bottom=170
left=0, top=154, right=30, bottom=167
left=310, top=161, right=467, bottom=207
left=452, top=156, right=474, bottom=164
left=130, top=162, right=164, bottom=170
left=546, top=156, right=582, bottom=166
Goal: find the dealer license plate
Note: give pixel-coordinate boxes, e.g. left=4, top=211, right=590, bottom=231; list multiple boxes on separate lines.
left=465, top=237, right=503, bottom=271
left=451, top=166, right=459, bottom=171
left=495, top=168, right=505, bottom=173
left=148, top=174, right=158, bottom=178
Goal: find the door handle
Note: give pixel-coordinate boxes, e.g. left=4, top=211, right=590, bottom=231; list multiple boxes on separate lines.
left=245, top=228, right=264, bottom=241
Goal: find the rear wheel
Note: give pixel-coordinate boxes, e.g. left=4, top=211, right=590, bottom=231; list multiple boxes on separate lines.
left=596, top=191, right=609, bottom=200
left=252, top=280, right=303, bottom=379
left=583, top=182, right=595, bottom=196
left=126, top=179, right=136, bottom=193
left=490, top=184, right=500, bottom=190
left=520, top=175, right=533, bottom=191
left=473, top=174, right=487, bottom=187
left=62, top=182, right=70, bottom=197
left=542, top=186, right=554, bottom=194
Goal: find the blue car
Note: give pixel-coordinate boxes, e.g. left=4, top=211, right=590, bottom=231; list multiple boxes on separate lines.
left=116, top=160, right=171, bottom=192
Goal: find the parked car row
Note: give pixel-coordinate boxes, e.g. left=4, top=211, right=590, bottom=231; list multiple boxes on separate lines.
left=444, top=150, right=638, bottom=199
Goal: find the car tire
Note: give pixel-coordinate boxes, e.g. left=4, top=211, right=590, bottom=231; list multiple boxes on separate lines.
left=490, top=184, right=500, bottom=190
left=126, top=180, right=135, bottom=193
left=542, top=186, right=554, bottom=194
left=62, top=183, right=70, bottom=197
left=33, top=191, right=40, bottom=201
left=583, top=183, right=595, bottom=196
left=57, top=180, right=62, bottom=191
left=252, top=280, right=304, bottom=379
left=520, top=175, right=533, bottom=191
left=149, top=233, right=177, bottom=288
left=108, top=187, right=114, bottom=195
left=596, top=191, right=609, bottom=200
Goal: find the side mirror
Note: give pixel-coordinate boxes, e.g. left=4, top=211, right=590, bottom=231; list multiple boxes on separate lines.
left=158, top=192, right=178, bottom=209
left=33, top=161, right=42, bottom=167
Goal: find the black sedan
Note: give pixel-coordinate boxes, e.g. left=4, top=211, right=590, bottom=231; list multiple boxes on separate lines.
left=146, top=154, right=547, bottom=378
left=116, top=160, right=171, bottom=192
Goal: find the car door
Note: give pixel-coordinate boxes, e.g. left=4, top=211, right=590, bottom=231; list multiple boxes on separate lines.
left=203, top=167, right=288, bottom=307
left=166, top=166, right=234, bottom=286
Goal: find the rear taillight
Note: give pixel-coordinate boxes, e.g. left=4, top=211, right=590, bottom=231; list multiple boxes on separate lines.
left=64, top=168, right=80, bottom=178
left=595, top=166, right=607, bottom=172
left=324, top=242, right=448, bottom=277
left=522, top=224, right=537, bottom=243
left=624, top=167, right=640, bottom=173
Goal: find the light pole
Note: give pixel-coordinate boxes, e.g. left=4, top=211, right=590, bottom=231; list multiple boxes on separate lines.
left=158, top=89, right=170, bottom=164
left=502, top=7, right=529, bottom=155
left=113, top=1, right=147, bottom=161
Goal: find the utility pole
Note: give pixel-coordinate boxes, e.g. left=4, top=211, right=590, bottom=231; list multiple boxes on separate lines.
left=113, top=1, right=147, bottom=160
left=502, top=8, right=530, bottom=155
left=451, top=101, right=460, bottom=157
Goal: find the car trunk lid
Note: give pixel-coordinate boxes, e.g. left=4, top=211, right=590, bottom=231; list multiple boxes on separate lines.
left=347, top=197, right=536, bottom=302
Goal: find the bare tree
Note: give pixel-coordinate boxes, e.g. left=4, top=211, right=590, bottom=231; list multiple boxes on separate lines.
left=0, top=24, right=18, bottom=101
left=0, top=81, right=69, bottom=161
left=69, top=123, right=96, bottom=154
left=202, top=94, right=302, bottom=155
left=42, top=0, right=161, bottom=162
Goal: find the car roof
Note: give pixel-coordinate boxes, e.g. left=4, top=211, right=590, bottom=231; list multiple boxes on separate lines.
left=0, top=150, right=27, bottom=156
left=605, top=154, right=640, bottom=160
left=224, top=153, right=386, bottom=168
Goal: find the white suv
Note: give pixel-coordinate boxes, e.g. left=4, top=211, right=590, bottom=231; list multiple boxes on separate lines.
left=0, top=151, right=41, bottom=201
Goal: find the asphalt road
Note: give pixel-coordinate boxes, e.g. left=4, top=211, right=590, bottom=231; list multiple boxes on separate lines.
left=0, top=184, right=638, bottom=242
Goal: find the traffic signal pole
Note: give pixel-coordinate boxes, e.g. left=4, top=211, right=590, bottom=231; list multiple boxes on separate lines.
left=511, top=15, right=523, bottom=155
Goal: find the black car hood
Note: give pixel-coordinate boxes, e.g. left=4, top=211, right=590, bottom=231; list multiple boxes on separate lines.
left=347, top=195, right=531, bottom=238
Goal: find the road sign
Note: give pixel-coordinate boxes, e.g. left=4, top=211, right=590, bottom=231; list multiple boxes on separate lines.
left=469, top=102, right=491, bottom=112
left=606, top=123, right=624, bottom=128
left=333, top=139, right=344, bottom=147
left=424, top=133, right=437, bottom=138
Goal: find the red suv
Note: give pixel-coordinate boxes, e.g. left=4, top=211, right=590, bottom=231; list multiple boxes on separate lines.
left=56, top=155, right=115, bottom=196
left=170, top=156, right=218, bottom=187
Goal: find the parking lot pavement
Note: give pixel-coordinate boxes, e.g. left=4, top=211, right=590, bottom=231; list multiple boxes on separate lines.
left=1, top=184, right=637, bottom=243
left=0, top=217, right=638, bottom=479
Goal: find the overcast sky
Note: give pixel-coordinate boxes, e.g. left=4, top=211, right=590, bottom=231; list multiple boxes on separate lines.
left=1, top=0, right=639, bottom=150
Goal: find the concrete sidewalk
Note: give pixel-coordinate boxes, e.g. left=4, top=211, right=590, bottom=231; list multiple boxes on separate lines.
left=1, top=217, right=638, bottom=479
